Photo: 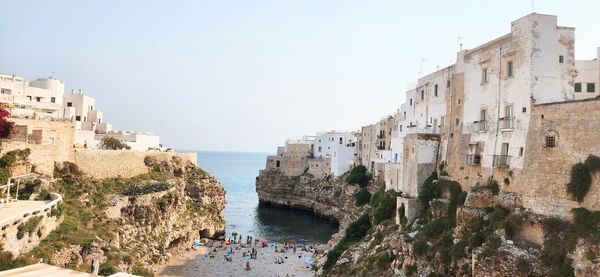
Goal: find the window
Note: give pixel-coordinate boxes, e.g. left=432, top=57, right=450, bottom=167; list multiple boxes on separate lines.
left=27, top=96, right=31, bottom=101
left=276, top=161, right=280, bottom=167
left=318, top=146, right=322, bottom=152
left=50, top=97, right=56, bottom=103
left=519, top=147, right=524, bottom=157
left=410, top=99, right=413, bottom=106
left=421, top=90, right=424, bottom=100
left=446, top=80, right=451, bottom=88
left=559, top=55, right=564, bottom=63
left=399, top=125, right=402, bottom=132
left=339, top=137, right=343, bottom=144
left=455, top=118, right=460, bottom=126
left=90, top=106, right=94, bottom=110
left=545, top=136, right=556, bottom=148
left=67, top=102, right=73, bottom=107
left=434, top=84, right=438, bottom=97
left=507, top=61, right=514, bottom=77
left=36, top=97, right=41, bottom=102
left=587, top=83, right=596, bottom=93
left=482, top=68, right=488, bottom=83
left=575, top=83, right=582, bottom=92
left=480, top=109, right=487, bottom=121
left=75, top=116, right=81, bottom=121
left=522, top=107, right=527, bottom=113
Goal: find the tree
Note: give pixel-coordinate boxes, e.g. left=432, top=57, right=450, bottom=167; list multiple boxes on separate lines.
left=99, top=136, right=131, bottom=150
left=0, top=108, right=14, bottom=138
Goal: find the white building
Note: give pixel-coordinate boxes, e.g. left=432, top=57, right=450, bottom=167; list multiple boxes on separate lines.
left=574, top=47, right=600, bottom=100
left=313, top=131, right=357, bottom=176
left=0, top=73, right=160, bottom=151
left=0, top=74, right=65, bottom=119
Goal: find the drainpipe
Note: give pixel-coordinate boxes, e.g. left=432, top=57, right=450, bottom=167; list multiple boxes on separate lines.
left=490, top=46, right=503, bottom=178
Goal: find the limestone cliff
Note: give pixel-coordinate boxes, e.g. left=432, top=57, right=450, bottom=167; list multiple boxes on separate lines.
left=256, top=169, right=359, bottom=227
left=1, top=154, right=226, bottom=276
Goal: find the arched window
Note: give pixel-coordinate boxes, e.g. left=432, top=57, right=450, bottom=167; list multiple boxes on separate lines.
left=544, top=129, right=559, bottom=148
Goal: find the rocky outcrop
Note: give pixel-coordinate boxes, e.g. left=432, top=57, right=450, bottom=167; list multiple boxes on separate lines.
left=256, top=169, right=357, bottom=226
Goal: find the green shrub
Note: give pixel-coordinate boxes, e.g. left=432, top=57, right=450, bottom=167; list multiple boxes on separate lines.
left=375, top=252, right=393, bottom=268
left=99, top=262, right=117, bottom=276
left=503, top=177, right=510, bottom=186
left=354, top=189, right=371, bottom=206
left=18, top=179, right=42, bottom=200
left=566, top=163, right=592, bottom=203
left=485, top=178, right=500, bottom=195
left=323, top=212, right=372, bottom=271
left=417, top=218, right=453, bottom=240
left=571, top=208, right=600, bottom=244
left=0, top=148, right=30, bottom=168
left=132, top=264, right=154, bottom=277
left=345, top=213, right=372, bottom=242
left=584, top=154, right=600, bottom=173
left=373, top=192, right=396, bottom=225
left=412, top=240, right=428, bottom=256
left=480, top=234, right=502, bottom=257
left=451, top=241, right=468, bottom=259
left=405, top=264, right=417, bottom=276
left=0, top=248, right=30, bottom=271
left=34, top=189, right=51, bottom=201
left=346, top=165, right=371, bottom=188
left=540, top=217, right=569, bottom=267
left=488, top=205, right=509, bottom=228
left=122, top=182, right=170, bottom=196
left=0, top=168, right=9, bottom=185
left=417, top=172, right=438, bottom=206
left=99, top=136, right=131, bottom=150
left=16, top=216, right=43, bottom=240
left=323, top=241, right=349, bottom=271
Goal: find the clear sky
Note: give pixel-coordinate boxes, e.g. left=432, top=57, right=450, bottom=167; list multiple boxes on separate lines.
left=1, top=1, right=598, bottom=152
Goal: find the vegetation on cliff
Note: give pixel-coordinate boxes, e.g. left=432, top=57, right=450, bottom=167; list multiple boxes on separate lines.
left=0, top=156, right=225, bottom=276
left=566, top=154, right=600, bottom=203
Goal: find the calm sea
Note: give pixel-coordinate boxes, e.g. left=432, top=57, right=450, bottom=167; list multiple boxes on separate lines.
left=196, top=151, right=338, bottom=244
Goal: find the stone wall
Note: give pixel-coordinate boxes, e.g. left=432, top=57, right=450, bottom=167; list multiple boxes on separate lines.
left=308, top=158, right=330, bottom=178
left=515, top=98, right=600, bottom=217
left=0, top=194, right=63, bottom=256
left=74, top=149, right=197, bottom=179
left=1, top=118, right=75, bottom=175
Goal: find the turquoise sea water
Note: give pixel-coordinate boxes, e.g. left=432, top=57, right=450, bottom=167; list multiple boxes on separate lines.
left=196, top=151, right=338, bottom=244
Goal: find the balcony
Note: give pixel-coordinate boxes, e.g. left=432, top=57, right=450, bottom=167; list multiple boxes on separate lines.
left=492, top=155, right=511, bottom=168
left=499, top=117, right=515, bottom=130
left=477, top=120, right=487, bottom=132
left=466, top=154, right=482, bottom=165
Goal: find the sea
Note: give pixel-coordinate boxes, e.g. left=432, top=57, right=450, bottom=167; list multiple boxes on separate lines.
left=196, top=151, right=339, bottom=244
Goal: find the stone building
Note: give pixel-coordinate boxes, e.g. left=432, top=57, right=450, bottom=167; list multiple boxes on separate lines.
left=384, top=13, right=599, bottom=220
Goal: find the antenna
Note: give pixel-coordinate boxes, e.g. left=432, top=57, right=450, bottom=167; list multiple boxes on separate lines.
left=457, top=36, right=464, bottom=52
left=418, top=58, right=427, bottom=78
left=531, top=0, right=535, bottom=13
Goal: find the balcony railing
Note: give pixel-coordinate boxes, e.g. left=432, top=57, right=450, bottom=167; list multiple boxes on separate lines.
left=478, top=120, right=487, bottom=132
left=499, top=117, right=515, bottom=130
left=492, top=155, right=511, bottom=168
left=467, top=154, right=482, bottom=165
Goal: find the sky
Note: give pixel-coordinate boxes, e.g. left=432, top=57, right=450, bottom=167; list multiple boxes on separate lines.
left=1, top=1, right=598, bottom=152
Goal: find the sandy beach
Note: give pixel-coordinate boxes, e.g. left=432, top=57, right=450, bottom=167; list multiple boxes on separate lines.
left=157, top=241, right=319, bottom=277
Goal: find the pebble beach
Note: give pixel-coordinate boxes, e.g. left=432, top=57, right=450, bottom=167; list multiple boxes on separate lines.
left=157, top=241, right=321, bottom=277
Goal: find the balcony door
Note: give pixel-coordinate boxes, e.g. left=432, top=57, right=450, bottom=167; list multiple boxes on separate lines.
left=505, top=105, right=513, bottom=129
left=501, top=143, right=509, bottom=156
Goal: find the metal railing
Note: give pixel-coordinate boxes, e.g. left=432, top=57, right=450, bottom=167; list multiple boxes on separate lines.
left=467, top=154, right=482, bottom=165
left=492, top=155, right=511, bottom=168
left=499, top=117, right=515, bottom=130
left=478, top=120, right=487, bottom=132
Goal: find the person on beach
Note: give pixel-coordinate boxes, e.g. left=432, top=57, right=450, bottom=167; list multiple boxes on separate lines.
left=245, top=261, right=251, bottom=271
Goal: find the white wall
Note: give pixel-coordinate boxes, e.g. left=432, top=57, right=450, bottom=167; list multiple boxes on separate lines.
left=313, top=132, right=357, bottom=176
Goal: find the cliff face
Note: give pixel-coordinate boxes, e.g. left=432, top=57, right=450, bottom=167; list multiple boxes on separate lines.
left=256, top=169, right=357, bottom=226
left=1, top=154, right=226, bottom=275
